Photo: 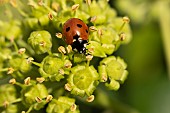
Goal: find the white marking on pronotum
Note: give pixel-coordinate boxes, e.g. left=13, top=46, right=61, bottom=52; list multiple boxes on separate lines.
left=83, top=43, right=87, bottom=47
left=78, top=37, right=82, bottom=40
left=76, top=31, right=80, bottom=36
left=73, top=39, right=76, bottom=42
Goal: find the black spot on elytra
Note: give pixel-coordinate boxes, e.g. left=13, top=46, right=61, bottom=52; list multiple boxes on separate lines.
left=66, top=27, right=70, bottom=32
left=86, top=29, right=88, bottom=33
left=78, top=19, right=83, bottom=21
left=77, top=24, right=82, bottom=28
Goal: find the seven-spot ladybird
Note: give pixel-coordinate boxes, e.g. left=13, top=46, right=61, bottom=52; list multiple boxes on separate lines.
left=62, top=18, right=89, bottom=54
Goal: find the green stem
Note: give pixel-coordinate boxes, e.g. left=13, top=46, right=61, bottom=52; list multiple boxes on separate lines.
left=61, top=0, right=67, bottom=10
left=73, top=11, right=77, bottom=18
left=10, top=98, right=22, bottom=104
left=42, top=3, right=57, bottom=16
left=86, top=0, right=91, bottom=15
left=13, top=40, right=19, bottom=52
left=26, top=105, right=33, bottom=113
left=32, top=61, right=41, bottom=67
left=15, top=82, right=24, bottom=88
left=17, top=39, right=35, bottom=56
left=16, top=7, right=29, bottom=17
left=16, top=0, right=29, bottom=17
left=118, top=22, right=126, bottom=34
left=61, top=53, right=65, bottom=61
left=158, top=1, right=170, bottom=78
left=17, top=71, right=24, bottom=79
left=86, top=60, right=90, bottom=67
left=47, top=50, right=52, bottom=55
left=0, top=68, right=8, bottom=72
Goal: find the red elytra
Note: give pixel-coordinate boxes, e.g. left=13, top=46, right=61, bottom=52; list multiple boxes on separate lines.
left=62, top=18, right=89, bottom=54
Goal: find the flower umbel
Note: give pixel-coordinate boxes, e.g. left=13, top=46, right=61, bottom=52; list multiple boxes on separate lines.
left=67, top=65, right=99, bottom=97
left=0, top=0, right=132, bottom=113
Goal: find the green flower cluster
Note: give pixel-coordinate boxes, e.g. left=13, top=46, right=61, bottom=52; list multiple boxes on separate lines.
left=0, top=0, right=132, bottom=113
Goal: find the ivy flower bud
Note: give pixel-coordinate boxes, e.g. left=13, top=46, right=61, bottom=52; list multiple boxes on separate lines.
left=48, top=12, right=53, bottom=20
left=90, top=16, right=97, bottom=22
left=28, top=30, right=52, bottom=54
left=102, top=44, right=115, bottom=55
left=65, top=83, right=72, bottom=91
left=72, top=4, right=79, bottom=11
left=36, top=77, right=45, bottom=83
left=93, top=15, right=106, bottom=24
left=67, top=65, right=99, bottom=97
left=9, top=78, right=16, bottom=84
left=24, top=18, right=39, bottom=29
left=0, top=20, right=21, bottom=40
left=38, top=15, right=49, bottom=26
left=58, top=46, right=66, bottom=54
left=112, top=18, right=132, bottom=43
left=39, top=55, right=65, bottom=81
left=123, top=16, right=130, bottom=23
left=89, top=26, right=97, bottom=31
left=90, top=26, right=118, bottom=55
left=9, top=54, right=31, bottom=74
left=119, top=32, right=126, bottom=41
left=100, top=27, right=117, bottom=44
left=37, top=0, right=43, bottom=6
left=56, top=33, right=62, bottom=38
left=59, top=69, right=65, bottom=75
left=27, top=57, right=34, bottom=64
left=52, top=2, right=60, bottom=12
left=98, top=29, right=103, bottom=38
left=18, top=48, right=26, bottom=54
left=98, top=65, right=107, bottom=82
left=24, top=77, right=31, bottom=85
left=86, top=55, right=93, bottom=61
left=35, top=96, right=42, bottom=103
left=7, top=67, right=14, bottom=74
left=87, top=41, right=106, bottom=58
left=86, top=95, right=95, bottom=102
left=73, top=53, right=86, bottom=63
left=70, top=104, right=77, bottom=112
left=21, top=84, right=48, bottom=109
left=88, top=1, right=108, bottom=24
left=64, top=60, right=72, bottom=68
left=85, top=0, right=91, bottom=5
left=0, top=84, right=17, bottom=110
left=0, top=48, right=11, bottom=60
left=46, top=96, right=80, bottom=113
left=99, top=56, right=128, bottom=90
left=3, top=100, right=9, bottom=108
left=46, top=95, right=53, bottom=102
left=66, top=45, right=72, bottom=53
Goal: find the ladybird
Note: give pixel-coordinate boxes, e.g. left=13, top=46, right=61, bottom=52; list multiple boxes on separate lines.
left=62, top=18, right=89, bottom=54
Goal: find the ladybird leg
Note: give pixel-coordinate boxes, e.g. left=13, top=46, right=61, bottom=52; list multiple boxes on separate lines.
left=87, top=43, right=90, bottom=45
left=72, top=44, right=78, bottom=52
left=85, top=51, right=91, bottom=56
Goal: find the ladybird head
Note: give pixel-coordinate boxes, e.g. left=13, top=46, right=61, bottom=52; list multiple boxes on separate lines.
left=71, top=34, right=88, bottom=54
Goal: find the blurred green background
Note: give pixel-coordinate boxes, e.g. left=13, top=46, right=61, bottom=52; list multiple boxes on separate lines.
left=109, top=0, right=170, bottom=113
